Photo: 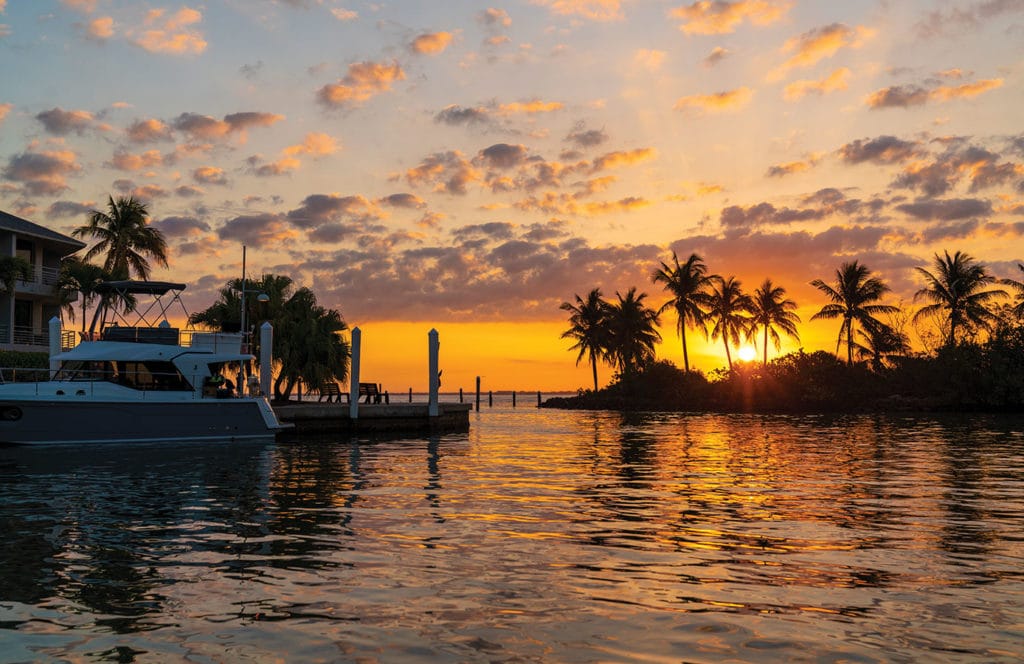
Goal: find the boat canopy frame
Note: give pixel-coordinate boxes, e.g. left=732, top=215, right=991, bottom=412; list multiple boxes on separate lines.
left=91, top=280, right=192, bottom=333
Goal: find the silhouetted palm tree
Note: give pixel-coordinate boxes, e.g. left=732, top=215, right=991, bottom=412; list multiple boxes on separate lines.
left=273, top=288, right=350, bottom=401
left=55, top=257, right=110, bottom=332
left=707, top=276, right=753, bottom=371
left=651, top=252, right=713, bottom=372
left=913, top=250, right=1006, bottom=347
left=73, top=195, right=168, bottom=280
left=606, top=287, right=661, bottom=377
left=560, top=288, right=611, bottom=391
left=748, top=278, right=801, bottom=367
left=811, top=261, right=897, bottom=365
left=1000, top=262, right=1024, bottom=320
left=854, top=319, right=910, bottom=372
left=0, top=255, right=32, bottom=295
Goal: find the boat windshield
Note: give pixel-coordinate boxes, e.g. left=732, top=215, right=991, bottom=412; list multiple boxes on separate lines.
left=55, top=360, right=193, bottom=391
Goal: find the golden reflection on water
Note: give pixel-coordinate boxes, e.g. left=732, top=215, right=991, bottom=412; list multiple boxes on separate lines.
left=1, top=410, right=1023, bottom=661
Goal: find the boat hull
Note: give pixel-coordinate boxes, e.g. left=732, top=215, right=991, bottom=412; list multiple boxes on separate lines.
left=0, top=398, right=281, bottom=445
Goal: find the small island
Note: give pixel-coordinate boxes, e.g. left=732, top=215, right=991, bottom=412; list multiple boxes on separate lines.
left=550, top=252, right=1024, bottom=414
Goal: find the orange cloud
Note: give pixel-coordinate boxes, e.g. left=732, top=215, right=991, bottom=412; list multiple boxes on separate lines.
left=2, top=144, right=81, bottom=195
left=765, top=153, right=822, bottom=177
left=866, top=78, right=1003, bottom=109
left=783, top=67, right=851, bottom=101
left=86, top=16, right=114, bottom=40
left=634, top=48, right=666, bottom=71
left=131, top=7, right=206, bottom=55
left=673, top=87, right=753, bottom=113
left=193, top=165, right=227, bottom=184
left=532, top=0, right=623, bottom=21
left=670, top=0, right=792, bottom=35
left=411, top=31, right=454, bottom=55
left=770, top=23, right=874, bottom=80
left=0, top=103, right=10, bottom=123
left=498, top=99, right=564, bottom=114
left=126, top=118, right=172, bottom=143
left=109, top=149, right=163, bottom=171
left=330, top=8, right=357, bottom=21
left=591, top=147, right=657, bottom=171
left=61, top=0, right=96, bottom=12
left=252, top=157, right=300, bottom=177
left=317, top=61, right=406, bottom=108
left=283, top=132, right=339, bottom=157
left=931, top=78, right=1004, bottom=101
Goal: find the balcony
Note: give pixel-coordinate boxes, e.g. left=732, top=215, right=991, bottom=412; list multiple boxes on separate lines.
left=14, top=264, right=61, bottom=295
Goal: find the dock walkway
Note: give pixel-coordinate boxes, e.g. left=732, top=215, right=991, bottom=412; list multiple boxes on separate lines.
left=273, top=401, right=471, bottom=436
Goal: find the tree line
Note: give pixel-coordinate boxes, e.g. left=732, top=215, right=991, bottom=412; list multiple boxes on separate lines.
left=561, top=251, right=1024, bottom=396
left=52, top=195, right=350, bottom=401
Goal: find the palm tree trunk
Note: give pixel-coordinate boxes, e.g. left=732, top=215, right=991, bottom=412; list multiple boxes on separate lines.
left=763, top=326, right=768, bottom=367
left=681, top=330, right=689, bottom=373
left=846, top=320, right=854, bottom=365
left=723, top=337, right=732, bottom=371
left=590, top=356, right=598, bottom=392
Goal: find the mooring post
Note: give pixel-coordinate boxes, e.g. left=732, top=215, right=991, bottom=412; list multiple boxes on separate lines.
left=512, top=390, right=516, bottom=408
left=428, top=328, right=439, bottom=417
left=475, top=376, right=481, bottom=411
left=488, top=390, right=493, bottom=407
left=260, top=322, right=273, bottom=397
left=537, top=391, right=542, bottom=408
left=349, top=326, right=361, bottom=420
left=408, top=387, right=412, bottom=402
left=459, top=387, right=463, bottom=403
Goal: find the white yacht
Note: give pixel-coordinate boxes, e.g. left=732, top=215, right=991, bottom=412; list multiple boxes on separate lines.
left=0, top=281, right=285, bottom=445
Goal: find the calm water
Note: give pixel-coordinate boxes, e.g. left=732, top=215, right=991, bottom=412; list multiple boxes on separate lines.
left=2, top=405, right=1023, bottom=662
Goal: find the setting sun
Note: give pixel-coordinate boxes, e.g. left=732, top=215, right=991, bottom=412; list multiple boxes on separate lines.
left=737, top=346, right=757, bottom=363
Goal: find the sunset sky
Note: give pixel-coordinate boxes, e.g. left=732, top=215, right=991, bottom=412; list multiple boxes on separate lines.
left=1, top=0, right=1022, bottom=391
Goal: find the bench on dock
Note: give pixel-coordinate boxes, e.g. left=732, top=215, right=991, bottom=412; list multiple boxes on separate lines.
left=318, top=382, right=343, bottom=403
left=360, top=382, right=382, bottom=404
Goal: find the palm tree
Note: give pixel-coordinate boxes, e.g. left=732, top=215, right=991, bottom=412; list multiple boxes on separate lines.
left=1005, top=263, right=1024, bottom=320
left=560, top=288, right=610, bottom=391
left=854, top=319, right=910, bottom=372
left=706, top=276, right=753, bottom=371
left=605, top=287, right=661, bottom=377
left=273, top=288, right=350, bottom=401
left=55, top=257, right=110, bottom=332
left=73, top=195, right=169, bottom=280
left=0, top=255, right=32, bottom=295
left=810, top=261, right=897, bottom=365
left=748, top=278, right=801, bottom=367
left=651, top=252, right=713, bottom=372
left=913, top=250, right=1006, bottom=347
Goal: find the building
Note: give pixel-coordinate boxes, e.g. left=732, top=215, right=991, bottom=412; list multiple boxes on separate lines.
left=0, top=210, right=85, bottom=351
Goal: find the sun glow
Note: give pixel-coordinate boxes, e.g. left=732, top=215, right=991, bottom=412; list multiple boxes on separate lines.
left=737, top=345, right=757, bottom=363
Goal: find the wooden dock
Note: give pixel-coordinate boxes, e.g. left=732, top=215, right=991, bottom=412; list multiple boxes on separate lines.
left=273, top=401, right=471, bottom=436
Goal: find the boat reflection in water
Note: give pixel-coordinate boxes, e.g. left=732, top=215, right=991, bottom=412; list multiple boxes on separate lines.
left=0, top=280, right=284, bottom=445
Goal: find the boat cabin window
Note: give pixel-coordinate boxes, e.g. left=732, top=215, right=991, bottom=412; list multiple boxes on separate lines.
left=55, top=360, right=191, bottom=390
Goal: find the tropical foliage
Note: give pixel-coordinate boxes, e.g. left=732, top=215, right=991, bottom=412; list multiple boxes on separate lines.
left=560, top=288, right=610, bottom=392
left=913, top=251, right=1006, bottom=347
left=706, top=276, right=753, bottom=371
left=190, top=274, right=350, bottom=401
left=748, top=279, right=800, bottom=367
left=651, top=252, right=713, bottom=372
left=73, top=195, right=168, bottom=280
left=56, top=257, right=110, bottom=331
left=560, top=248, right=1021, bottom=407
left=810, top=261, right=897, bottom=365
left=0, top=255, right=32, bottom=295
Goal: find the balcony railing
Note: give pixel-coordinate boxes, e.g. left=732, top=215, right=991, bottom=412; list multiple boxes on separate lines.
left=0, top=324, right=50, bottom=347
left=14, top=264, right=61, bottom=288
